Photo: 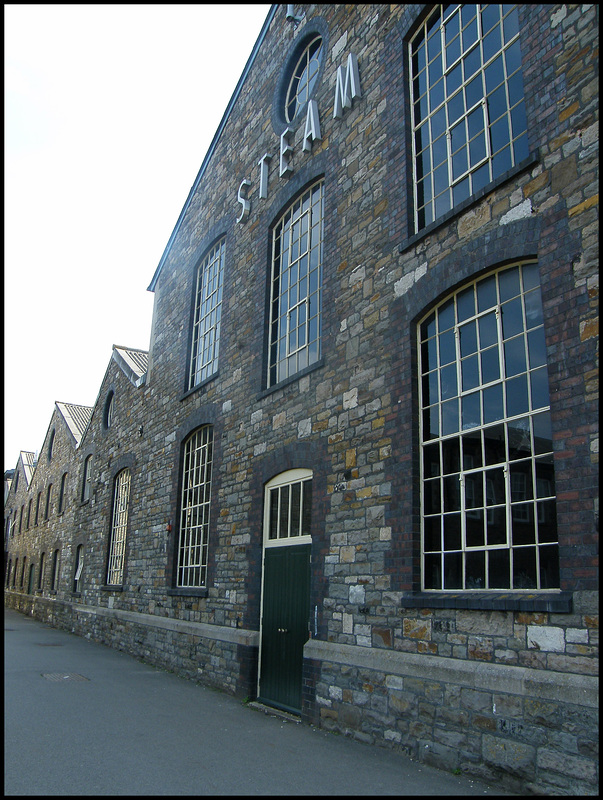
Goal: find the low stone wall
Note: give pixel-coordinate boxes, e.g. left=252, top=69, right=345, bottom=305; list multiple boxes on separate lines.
left=4, top=591, right=258, bottom=699
left=303, top=638, right=599, bottom=795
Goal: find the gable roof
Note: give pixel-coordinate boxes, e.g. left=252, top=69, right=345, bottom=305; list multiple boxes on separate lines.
left=55, top=402, right=94, bottom=446
left=147, top=4, right=277, bottom=294
left=112, top=345, right=149, bottom=387
left=20, top=451, right=37, bottom=486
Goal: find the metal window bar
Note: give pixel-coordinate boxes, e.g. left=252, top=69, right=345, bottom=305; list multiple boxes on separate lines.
left=106, top=470, right=131, bottom=586
left=177, top=427, right=213, bottom=587
left=419, top=263, right=558, bottom=591
left=189, top=240, right=225, bottom=389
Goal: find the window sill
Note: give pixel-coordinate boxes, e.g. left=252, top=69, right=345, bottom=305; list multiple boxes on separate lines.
left=402, top=591, right=572, bottom=613
left=101, top=585, right=124, bottom=592
left=180, top=372, right=219, bottom=402
left=257, top=358, right=325, bottom=401
left=167, top=587, right=209, bottom=598
left=398, top=151, right=539, bottom=256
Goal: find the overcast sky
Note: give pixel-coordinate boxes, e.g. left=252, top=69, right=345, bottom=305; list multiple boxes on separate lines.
left=5, top=3, right=272, bottom=472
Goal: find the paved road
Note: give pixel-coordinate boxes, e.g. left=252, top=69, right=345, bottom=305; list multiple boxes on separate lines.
left=4, top=608, right=512, bottom=796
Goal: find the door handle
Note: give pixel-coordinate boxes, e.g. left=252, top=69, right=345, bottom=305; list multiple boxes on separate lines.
left=277, top=628, right=289, bottom=634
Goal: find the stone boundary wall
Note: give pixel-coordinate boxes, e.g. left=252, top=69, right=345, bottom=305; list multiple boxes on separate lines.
left=303, top=638, right=598, bottom=795
left=4, top=591, right=258, bottom=699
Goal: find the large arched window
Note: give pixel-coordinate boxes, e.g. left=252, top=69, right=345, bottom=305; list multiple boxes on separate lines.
left=268, top=181, right=324, bottom=387
left=418, top=261, right=558, bottom=591
left=106, top=469, right=131, bottom=586
left=264, top=469, right=313, bottom=546
left=177, top=426, right=213, bottom=587
left=285, top=35, right=323, bottom=123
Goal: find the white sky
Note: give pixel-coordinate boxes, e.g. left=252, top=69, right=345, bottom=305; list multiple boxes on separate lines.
left=4, top=3, right=272, bottom=472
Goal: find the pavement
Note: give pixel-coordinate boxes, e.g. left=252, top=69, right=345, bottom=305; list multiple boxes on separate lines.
left=4, top=607, right=513, bottom=796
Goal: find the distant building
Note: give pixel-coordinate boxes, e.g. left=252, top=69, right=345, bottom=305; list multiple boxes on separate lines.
left=5, top=5, right=598, bottom=794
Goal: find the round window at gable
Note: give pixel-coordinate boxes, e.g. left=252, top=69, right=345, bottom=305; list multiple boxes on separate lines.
left=104, top=391, right=114, bottom=429
left=285, top=35, right=323, bottom=123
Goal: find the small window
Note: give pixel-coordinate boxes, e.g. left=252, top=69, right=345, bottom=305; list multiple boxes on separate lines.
left=13, top=558, right=18, bottom=588
left=82, top=455, right=93, bottom=502
left=35, top=492, right=42, bottom=525
left=285, top=35, right=323, bottom=123
left=264, top=469, right=313, bottom=546
left=59, top=472, right=68, bottom=513
left=27, top=563, right=35, bottom=594
left=73, top=545, right=84, bottom=593
left=104, top=392, right=115, bottom=428
left=189, top=239, right=225, bottom=389
left=26, top=499, right=32, bottom=529
left=50, top=549, right=60, bottom=591
left=20, top=557, right=27, bottom=589
left=106, top=469, right=131, bottom=586
left=48, top=429, right=55, bottom=460
left=44, top=484, right=53, bottom=520
left=38, top=552, right=46, bottom=591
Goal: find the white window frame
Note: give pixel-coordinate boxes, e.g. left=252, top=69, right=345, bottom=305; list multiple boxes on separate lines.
left=106, top=469, right=131, bottom=586
left=418, top=262, right=558, bottom=591
left=268, top=181, right=323, bottom=387
left=177, top=426, right=213, bottom=587
left=189, top=239, right=225, bottom=389
left=409, top=4, right=528, bottom=233
left=264, top=469, right=313, bottom=549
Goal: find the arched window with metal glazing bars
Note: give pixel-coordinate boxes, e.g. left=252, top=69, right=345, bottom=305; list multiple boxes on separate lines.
left=189, top=239, right=225, bottom=390
left=106, top=469, right=131, bottom=586
left=268, top=181, right=324, bottom=387
left=177, top=426, right=213, bottom=588
left=418, top=261, right=558, bottom=591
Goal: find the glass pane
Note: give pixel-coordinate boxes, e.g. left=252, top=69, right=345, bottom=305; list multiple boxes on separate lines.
left=539, top=544, right=559, bottom=589
left=462, top=391, right=481, bottom=430
left=460, top=320, right=478, bottom=356
left=302, top=480, right=312, bottom=535
left=462, top=355, right=480, bottom=391
left=482, top=383, right=504, bottom=424
left=444, top=552, right=462, bottom=588
left=512, top=503, right=535, bottom=544
left=513, top=546, right=537, bottom=588
left=465, top=473, right=483, bottom=508
left=442, top=437, right=460, bottom=473
left=443, top=474, right=461, bottom=512
left=488, top=548, right=510, bottom=588
left=466, top=510, right=484, bottom=548
left=486, top=467, right=505, bottom=505
left=530, top=366, right=551, bottom=410
left=442, top=398, right=459, bottom=434
left=424, top=442, right=441, bottom=477
left=527, top=327, right=547, bottom=368
left=425, top=553, right=442, bottom=589
left=506, top=374, right=529, bottom=416
left=439, top=330, right=456, bottom=365
left=462, top=430, right=482, bottom=469
left=484, top=424, right=505, bottom=465
left=424, top=517, right=441, bottom=551
left=441, top=363, right=458, bottom=399
left=424, top=479, right=441, bottom=515
left=481, top=346, right=500, bottom=383
left=507, top=417, right=531, bottom=460
left=504, top=335, right=527, bottom=377
left=443, top=513, right=462, bottom=550
left=466, top=549, right=485, bottom=589
left=476, top=276, right=497, bottom=312
left=537, top=500, right=557, bottom=542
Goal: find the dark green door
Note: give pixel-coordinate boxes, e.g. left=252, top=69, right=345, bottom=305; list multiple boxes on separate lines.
left=259, top=544, right=311, bottom=713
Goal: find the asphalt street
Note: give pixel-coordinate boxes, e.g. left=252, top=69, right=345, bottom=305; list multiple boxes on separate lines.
left=4, top=608, right=512, bottom=796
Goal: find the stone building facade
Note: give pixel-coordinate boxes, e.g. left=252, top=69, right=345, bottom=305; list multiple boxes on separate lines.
left=5, top=4, right=598, bottom=794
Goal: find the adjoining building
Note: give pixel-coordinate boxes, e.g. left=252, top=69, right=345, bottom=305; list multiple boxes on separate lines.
left=5, top=5, right=598, bottom=794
